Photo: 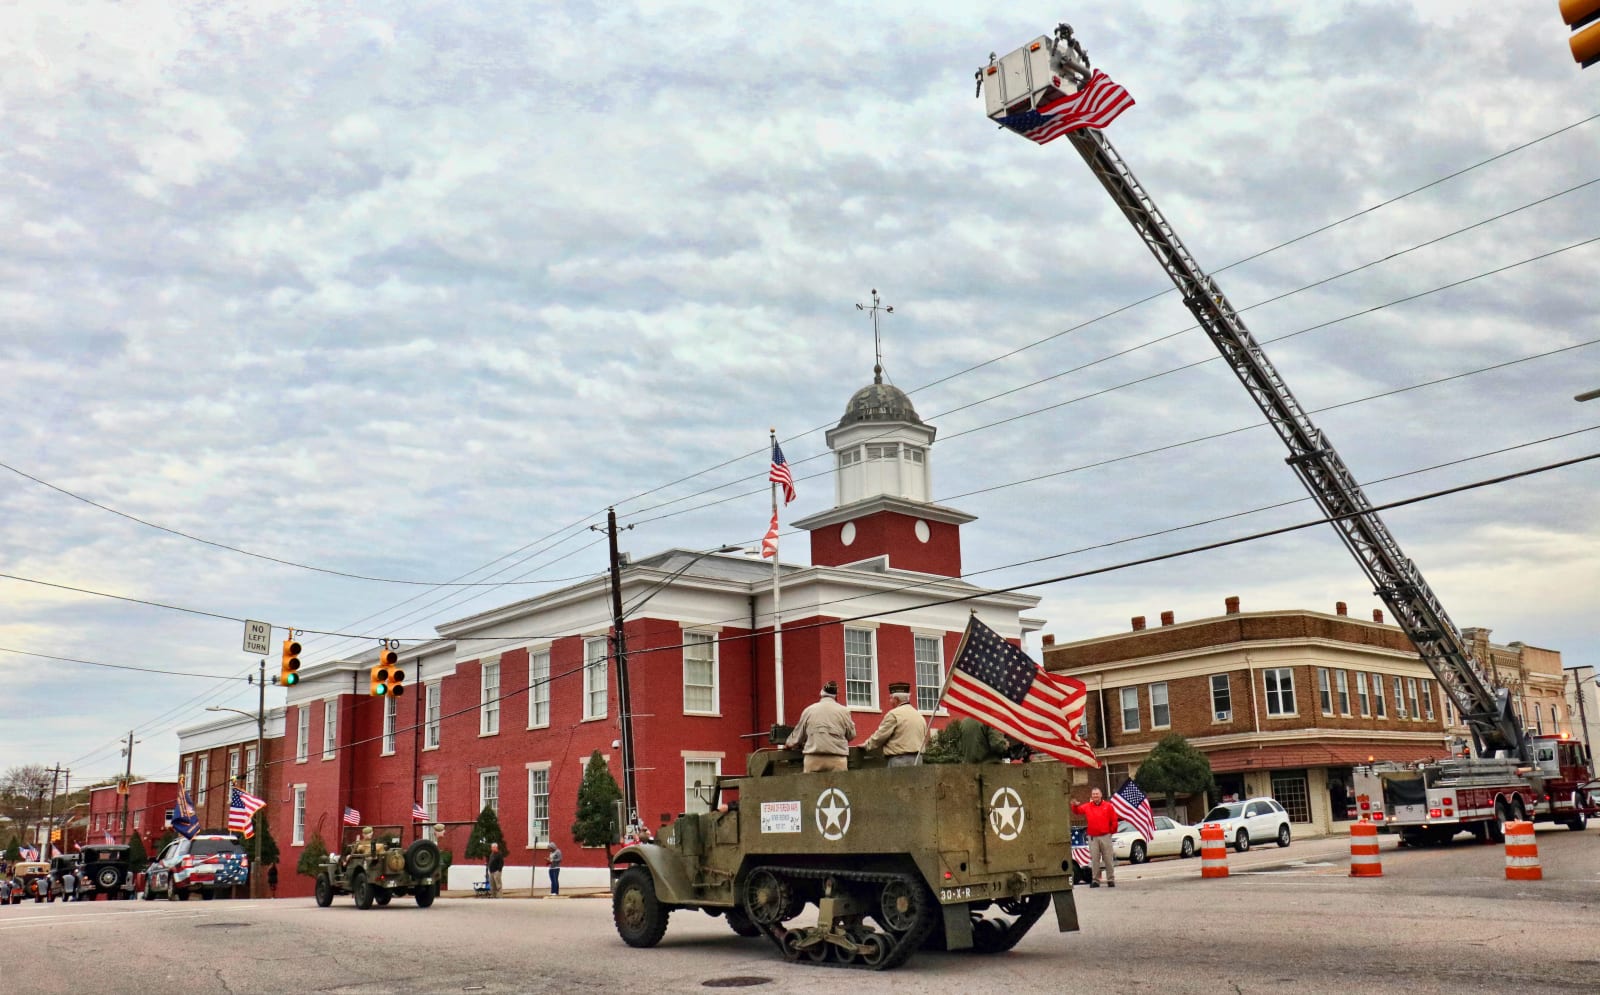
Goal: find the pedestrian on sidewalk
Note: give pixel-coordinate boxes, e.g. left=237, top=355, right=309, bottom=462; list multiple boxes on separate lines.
left=267, top=864, right=278, bottom=898
left=547, top=842, right=561, bottom=896
left=488, top=843, right=504, bottom=898
left=1072, top=788, right=1120, bottom=888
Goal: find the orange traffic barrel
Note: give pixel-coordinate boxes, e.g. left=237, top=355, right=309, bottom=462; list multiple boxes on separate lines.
left=1504, top=820, right=1541, bottom=881
left=1349, top=818, right=1382, bottom=877
left=1200, top=822, right=1228, bottom=879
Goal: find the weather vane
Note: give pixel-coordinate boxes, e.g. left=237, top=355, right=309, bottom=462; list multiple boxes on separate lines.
left=855, top=288, right=894, bottom=384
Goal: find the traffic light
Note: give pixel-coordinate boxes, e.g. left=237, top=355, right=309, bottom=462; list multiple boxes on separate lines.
left=1564, top=0, right=1600, bottom=67
left=385, top=656, right=406, bottom=698
left=370, top=648, right=401, bottom=696
left=280, top=638, right=302, bottom=686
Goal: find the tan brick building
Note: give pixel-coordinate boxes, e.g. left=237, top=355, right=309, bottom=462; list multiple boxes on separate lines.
left=1044, top=597, right=1571, bottom=837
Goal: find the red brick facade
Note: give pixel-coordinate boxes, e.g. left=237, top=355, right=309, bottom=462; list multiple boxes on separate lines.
left=86, top=780, right=177, bottom=851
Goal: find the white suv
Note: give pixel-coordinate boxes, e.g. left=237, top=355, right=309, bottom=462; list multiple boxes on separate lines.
left=1201, top=797, right=1291, bottom=852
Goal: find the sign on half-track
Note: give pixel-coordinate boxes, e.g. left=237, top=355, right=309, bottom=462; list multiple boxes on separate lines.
left=610, top=747, right=1079, bottom=970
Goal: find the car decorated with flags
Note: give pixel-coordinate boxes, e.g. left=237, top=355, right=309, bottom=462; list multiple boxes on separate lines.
left=145, top=834, right=250, bottom=900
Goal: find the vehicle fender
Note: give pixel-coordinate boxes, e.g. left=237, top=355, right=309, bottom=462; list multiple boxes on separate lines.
left=610, top=844, right=696, bottom=905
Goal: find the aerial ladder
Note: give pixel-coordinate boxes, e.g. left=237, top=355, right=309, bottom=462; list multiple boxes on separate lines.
left=977, top=24, right=1528, bottom=762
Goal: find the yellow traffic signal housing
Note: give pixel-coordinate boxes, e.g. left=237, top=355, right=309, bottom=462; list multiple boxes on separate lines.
left=369, top=662, right=390, bottom=696
left=385, top=660, right=406, bottom=698
left=1564, top=0, right=1600, bottom=66
left=280, top=639, right=302, bottom=686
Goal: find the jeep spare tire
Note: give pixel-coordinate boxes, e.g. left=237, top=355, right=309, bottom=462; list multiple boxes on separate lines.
left=405, top=839, right=441, bottom=879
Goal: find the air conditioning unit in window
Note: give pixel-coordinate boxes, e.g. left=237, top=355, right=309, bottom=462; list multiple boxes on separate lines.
left=1215, top=710, right=1232, bottom=722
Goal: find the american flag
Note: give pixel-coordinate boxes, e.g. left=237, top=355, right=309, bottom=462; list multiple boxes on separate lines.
left=343, top=807, right=361, bottom=827
left=103, top=831, right=114, bottom=845
left=213, top=851, right=250, bottom=886
left=761, top=510, right=780, bottom=559
left=229, top=786, right=266, bottom=837
left=1112, top=778, right=1155, bottom=842
left=1070, top=826, right=1091, bottom=872
left=412, top=802, right=429, bottom=822
left=943, top=616, right=1097, bottom=767
left=996, top=69, right=1135, bottom=145
left=769, top=441, right=796, bottom=505
left=20, top=845, right=39, bottom=861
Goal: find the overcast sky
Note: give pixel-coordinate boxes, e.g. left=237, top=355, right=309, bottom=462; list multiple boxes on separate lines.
left=4, top=1, right=1598, bottom=783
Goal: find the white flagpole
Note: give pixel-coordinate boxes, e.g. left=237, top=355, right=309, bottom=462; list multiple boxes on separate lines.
left=770, top=429, right=786, bottom=724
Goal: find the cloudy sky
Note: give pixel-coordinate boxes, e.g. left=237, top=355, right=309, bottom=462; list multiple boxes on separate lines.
left=4, top=1, right=1598, bottom=782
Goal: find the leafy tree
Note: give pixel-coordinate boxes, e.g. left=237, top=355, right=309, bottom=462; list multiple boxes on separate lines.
left=0, top=764, right=55, bottom=841
left=921, top=724, right=963, bottom=763
left=571, top=751, right=622, bottom=858
left=465, top=805, right=506, bottom=861
left=1136, top=733, right=1216, bottom=821
left=126, top=832, right=149, bottom=874
left=296, top=831, right=329, bottom=879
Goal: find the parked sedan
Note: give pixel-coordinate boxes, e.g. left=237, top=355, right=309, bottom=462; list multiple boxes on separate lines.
left=1202, top=797, right=1292, bottom=852
left=1112, top=816, right=1202, bottom=863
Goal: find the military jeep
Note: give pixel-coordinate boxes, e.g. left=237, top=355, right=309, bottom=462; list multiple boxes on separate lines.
left=314, top=825, right=441, bottom=909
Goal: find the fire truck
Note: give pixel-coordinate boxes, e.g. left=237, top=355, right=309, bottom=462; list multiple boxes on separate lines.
left=976, top=23, right=1598, bottom=844
left=1352, top=736, right=1596, bottom=845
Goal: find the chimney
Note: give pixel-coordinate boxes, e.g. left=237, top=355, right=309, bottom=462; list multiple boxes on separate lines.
left=1042, top=634, right=1055, bottom=647
left=1224, top=596, right=1240, bottom=615
left=1160, top=610, right=1175, bottom=626
left=1336, top=601, right=1348, bottom=617
left=1372, top=609, right=1384, bottom=623
left=1131, top=616, right=1147, bottom=631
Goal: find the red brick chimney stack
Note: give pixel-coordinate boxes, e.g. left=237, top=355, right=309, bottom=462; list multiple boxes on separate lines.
left=1160, top=610, right=1175, bottom=626
left=1224, top=596, right=1240, bottom=614
left=1372, top=609, right=1384, bottom=623
left=1336, top=601, right=1348, bottom=616
left=1042, top=633, right=1055, bottom=646
left=1131, top=616, right=1147, bottom=631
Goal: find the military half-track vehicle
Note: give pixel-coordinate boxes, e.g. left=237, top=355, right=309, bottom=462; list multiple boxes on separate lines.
left=314, top=825, right=441, bottom=909
left=610, top=747, right=1079, bottom=970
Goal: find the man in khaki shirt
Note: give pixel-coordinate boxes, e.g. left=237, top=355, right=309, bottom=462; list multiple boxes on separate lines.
left=785, top=681, right=856, bottom=772
left=862, top=682, right=927, bottom=767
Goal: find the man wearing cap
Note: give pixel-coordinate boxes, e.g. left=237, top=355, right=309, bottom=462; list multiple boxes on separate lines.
left=862, top=682, right=927, bottom=767
left=785, top=681, right=856, bottom=772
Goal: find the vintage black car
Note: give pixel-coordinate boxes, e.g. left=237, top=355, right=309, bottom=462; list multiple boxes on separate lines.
left=77, top=845, right=132, bottom=899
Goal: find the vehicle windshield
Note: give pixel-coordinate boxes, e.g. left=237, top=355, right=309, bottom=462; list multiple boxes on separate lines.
left=191, top=839, right=243, bottom=856
left=1205, top=803, right=1244, bottom=821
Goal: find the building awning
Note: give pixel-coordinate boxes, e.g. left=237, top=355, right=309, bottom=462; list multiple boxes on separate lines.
left=1206, top=742, right=1448, bottom=774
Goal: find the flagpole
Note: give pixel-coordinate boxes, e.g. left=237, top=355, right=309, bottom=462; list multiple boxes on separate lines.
left=769, top=429, right=785, bottom=725
left=915, top=611, right=977, bottom=763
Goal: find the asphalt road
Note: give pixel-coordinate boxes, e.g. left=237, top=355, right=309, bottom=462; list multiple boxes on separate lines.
left=5, top=826, right=1597, bottom=995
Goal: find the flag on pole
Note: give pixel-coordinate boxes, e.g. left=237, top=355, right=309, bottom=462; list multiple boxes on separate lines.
left=412, top=802, right=429, bottom=822
left=103, top=831, right=114, bottom=845
left=761, top=511, right=780, bottom=559
left=942, top=615, right=1097, bottom=767
left=1070, top=826, right=1091, bottom=872
left=769, top=441, right=796, bottom=505
left=20, top=845, right=39, bottom=861
left=172, top=784, right=200, bottom=840
left=228, top=785, right=266, bottom=837
left=995, top=69, right=1135, bottom=145
left=49, top=844, right=61, bottom=859
left=1112, top=778, right=1156, bottom=842
left=343, top=807, right=361, bottom=827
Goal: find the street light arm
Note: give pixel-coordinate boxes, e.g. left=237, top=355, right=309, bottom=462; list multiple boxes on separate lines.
left=621, top=545, right=744, bottom=619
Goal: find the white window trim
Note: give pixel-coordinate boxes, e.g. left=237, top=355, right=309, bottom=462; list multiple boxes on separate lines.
left=322, top=698, right=338, bottom=760
left=1356, top=672, right=1371, bottom=717
left=296, top=708, right=309, bottom=763
left=1120, top=686, right=1140, bottom=733
left=583, top=636, right=609, bottom=722
left=424, top=682, right=442, bottom=750
left=1149, top=681, right=1170, bottom=730
left=912, top=632, right=948, bottom=715
left=684, top=756, right=723, bottom=815
left=479, top=767, right=501, bottom=814
left=421, top=777, right=439, bottom=842
left=526, top=761, right=552, bottom=848
left=1336, top=670, right=1351, bottom=716
left=1372, top=674, right=1388, bottom=719
left=1264, top=668, right=1298, bottom=717
left=382, top=695, right=398, bottom=756
left=843, top=626, right=879, bottom=711
left=481, top=657, right=502, bottom=737
left=197, top=756, right=209, bottom=805
left=292, top=785, right=307, bottom=846
left=228, top=750, right=240, bottom=784
left=682, top=630, right=721, bottom=716
left=528, top=647, right=551, bottom=730
left=1210, top=673, right=1232, bottom=723
left=1318, top=668, right=1333, bottom=716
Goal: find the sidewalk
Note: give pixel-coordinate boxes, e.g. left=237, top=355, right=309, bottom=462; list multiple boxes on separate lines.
left=439, top=886, right=609, bottom=900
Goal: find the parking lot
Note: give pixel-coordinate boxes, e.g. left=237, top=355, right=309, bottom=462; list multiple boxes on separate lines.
left=6, top=825, right=1597, bottom=994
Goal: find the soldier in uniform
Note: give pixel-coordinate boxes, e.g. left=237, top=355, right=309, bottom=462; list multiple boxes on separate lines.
left=952, top=716, right=1010, bottom=764
left=861, top=682, right=927, bottom=767
left=785, top=681, right=856, bottom=772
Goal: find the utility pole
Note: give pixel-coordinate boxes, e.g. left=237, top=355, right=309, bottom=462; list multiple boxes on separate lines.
left=120, top=732, right=135, bottom=840
left=44, top=764, right=64, bottom=853
left=254, top=656, right=266, bottom=897
left=600, top=507, right=638, bottom=834
left=1571, top=665, right=1595, bottom=776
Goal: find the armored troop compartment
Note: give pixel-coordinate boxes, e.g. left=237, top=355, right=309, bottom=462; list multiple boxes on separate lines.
left=610, top=749, right=1079, bottom=970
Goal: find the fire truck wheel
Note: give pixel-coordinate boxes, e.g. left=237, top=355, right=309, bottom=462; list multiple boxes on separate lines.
left=1567, top=811, right=1587, bottom=831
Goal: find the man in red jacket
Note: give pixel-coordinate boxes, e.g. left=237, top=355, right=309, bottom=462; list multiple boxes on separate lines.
left=1072, top=788, right=1120, bottom=888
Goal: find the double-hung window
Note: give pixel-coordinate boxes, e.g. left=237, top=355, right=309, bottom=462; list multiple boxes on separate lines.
left=844, top=628, right=877, bottom=707
left=292, top=787, right=307, bottom=845
left=296, top=708, right=309, bottom=762
left=382, top=696, right=397, bottom=754
left=684, top=758, right=721, bottom=814
left=1336, top=671, right=1351, bottom=716
left=1318, top=668, right=1333, bottom=715
left=529, top=649, right=551, bottom=728
left=1372, top=674, right=1388, bottom=718
left=527, top=766, right=550, bottom=844
left=1149, top=682, right=1170, bottom=728
left=1211, top=674, right=1232, bottom=721
left=425, top=683, right=442, bottom=747
left=1356, top=673, right=1370, bottom=716
left=1264, top=669, right=1296, bottom=716
left=1120, top=687, right=1140, bottom=732
left=323, top=700, right=337, bottom=759
left=584, top=638, right=609, bottom=720
left=480, top=770, right=499, bottom=813
left=481, top=658, right=501, bottom=736
left=914, top=635, right=944, bottom=712
left=683, top=632, right=717, bottom=714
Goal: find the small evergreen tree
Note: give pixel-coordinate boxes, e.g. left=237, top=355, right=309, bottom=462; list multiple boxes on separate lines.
left=921, top=724, right=963, bottom=763
left=464, top=806, right=506, bottom=861
left=4, top=835, right=19, bottom=862
left=296, top=831, right=329, bottom=879
left=239, top=811, right=280, bottom=868
left=1136, top=733, right=1216, bottom=821
left=126, top=832, right=149, bottom=874
left=572, top=751, right=623, bottom=858
left=155, top=828, right=178, bottom=853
